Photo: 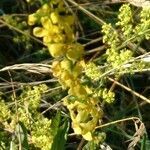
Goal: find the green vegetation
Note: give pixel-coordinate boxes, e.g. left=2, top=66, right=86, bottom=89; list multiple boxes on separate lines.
left=0, top=0, right=150, bottom=149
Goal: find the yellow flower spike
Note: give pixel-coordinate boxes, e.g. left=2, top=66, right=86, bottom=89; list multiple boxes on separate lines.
left=50, top=12, right=60, bottom=24
left=28, top=13, right=37, bottom=26
left=47, top=43, right=66, bottom=58
left=33, top=27, right=47, bottom=37
left=66, top=43, right=84, bottom=62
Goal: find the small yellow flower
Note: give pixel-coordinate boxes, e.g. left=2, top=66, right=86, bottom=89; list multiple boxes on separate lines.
left=47, top=43, right=66, bottom=58
left=51, top=61, right=61, bottom=77
left=59, top=70, right=75, bottom=88
left=66, top=43, right=84, bottom=61
left=60, top=59, right=72, bottom=72
left=68, top=83, right=87, bottom=97
left=36, top=3, right=51, bottom=15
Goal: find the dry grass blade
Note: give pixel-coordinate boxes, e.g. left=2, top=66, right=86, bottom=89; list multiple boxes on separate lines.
left=127, top=0, right=150, bottom=7
left=0, top=79, right=57, bottom=89
left=127, top=120, right=146, bottom=150
left=0, top=63, right=51, bottom=74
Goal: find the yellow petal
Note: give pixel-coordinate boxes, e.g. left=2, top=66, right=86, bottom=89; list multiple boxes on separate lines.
left=72, top=123, right=82, bottom=134
left=33, top=27, right=47, bottom=37
left=41, top=17, right=52, bottom=30
left=50, top=12, right=59, bottom=24
left=76, top=110, right=88, bottom=122
left=83, top=132, right=93, bottom=141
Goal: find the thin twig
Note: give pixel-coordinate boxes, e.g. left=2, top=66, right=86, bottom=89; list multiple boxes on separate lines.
left=77, top=138, right=85, bottom=150
left=108, top=77, right=150, bottom=104
left=95, top=117, right=140, bottom=129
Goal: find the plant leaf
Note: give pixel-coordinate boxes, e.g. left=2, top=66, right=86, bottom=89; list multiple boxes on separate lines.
left=51, top=120, right=69, bottom=150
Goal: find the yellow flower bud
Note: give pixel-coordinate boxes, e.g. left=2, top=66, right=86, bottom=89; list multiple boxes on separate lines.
left=36, top=3, right=51, bottom=14
left=50, top=12, right=59, bottom=24
left=33, top=27, right=47, bottom=37
left=28, top=14, right=37, bottom=25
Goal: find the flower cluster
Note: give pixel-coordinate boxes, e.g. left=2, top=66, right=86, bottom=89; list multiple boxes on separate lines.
left=28, top=0, right=103, bottom=141
left=31, top=116, right=53, bottom=150
left=116, top=4, right=133, bottom=38
left=85, top=62, right=102, bottom=81
left=102, top=4, right=150, bottom=74
left=94, top=88, right=115, bottom=104
left=0, top=99, right=11, bottom=122
left=64, top=98, right=103, bottom=141
left=134, top=7, right=150, bottom=40
left=0, top=84, right=53, bottom=150
left=102, top=6, right=134, bottom=71
left=116, top=4, right=150, bottom=42
left=28, top=0, right=79, bottom=59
